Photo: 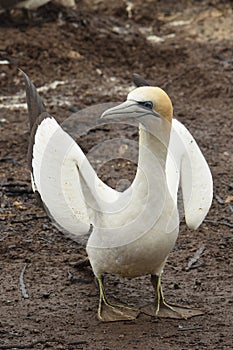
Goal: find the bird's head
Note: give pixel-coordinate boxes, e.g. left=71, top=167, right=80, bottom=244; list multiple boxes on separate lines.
left=101, top=85, right=173, bottom=124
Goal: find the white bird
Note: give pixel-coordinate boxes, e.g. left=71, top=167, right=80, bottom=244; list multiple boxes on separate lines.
left=0, top=0, right=75, bottom=13
left=22, top=71, right=213, bottom=322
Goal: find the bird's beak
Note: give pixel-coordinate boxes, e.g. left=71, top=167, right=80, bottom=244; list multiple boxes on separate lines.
left=101, top=100, right=160, bottom=120
left=101, top=101, right=138, bottom=119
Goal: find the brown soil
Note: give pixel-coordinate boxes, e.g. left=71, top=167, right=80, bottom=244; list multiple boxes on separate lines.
left=0, top=1, right=232, bottom=349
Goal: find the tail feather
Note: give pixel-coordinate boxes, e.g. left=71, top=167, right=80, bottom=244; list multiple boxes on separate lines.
left=132, top=73, right=150, bottom=87
left=20, top=69, right=46, bottom=130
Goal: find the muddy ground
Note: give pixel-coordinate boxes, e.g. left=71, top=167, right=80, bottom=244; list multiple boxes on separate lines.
left=0, top=0, right=232, bottom=349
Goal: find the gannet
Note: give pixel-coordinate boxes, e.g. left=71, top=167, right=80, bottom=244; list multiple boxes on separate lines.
left=0, top=0, right=75, bottom=13
left=22, top=71, right=213, bottom=322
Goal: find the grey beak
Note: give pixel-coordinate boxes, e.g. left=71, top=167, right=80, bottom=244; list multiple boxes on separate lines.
left=101, top=101, right=139, bottom=119
left=101, top=100, right=160, bottom=120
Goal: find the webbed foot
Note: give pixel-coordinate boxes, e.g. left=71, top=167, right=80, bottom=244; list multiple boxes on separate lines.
left=141, top=301, right=204, bottom=319
left=97, top=276, right=139, bottom=322
left=141, top=274, right=204, bottom=319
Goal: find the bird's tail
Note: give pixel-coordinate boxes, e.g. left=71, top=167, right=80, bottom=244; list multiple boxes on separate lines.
left=20, top=69, right=46, bottom=131
left=132, top=73, right=150, bottom=87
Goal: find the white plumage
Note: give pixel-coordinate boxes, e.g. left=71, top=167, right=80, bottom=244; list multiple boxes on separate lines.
left=23, top=72, right=213, bottom=321
left=0, top=0, right=75, bottom=12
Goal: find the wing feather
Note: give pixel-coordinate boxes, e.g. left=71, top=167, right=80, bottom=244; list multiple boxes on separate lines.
left=32, top=115, right=122, bottom=238
left=32, top=116, right=91, bottom=235
left=166, top=119, right=213, bottom=230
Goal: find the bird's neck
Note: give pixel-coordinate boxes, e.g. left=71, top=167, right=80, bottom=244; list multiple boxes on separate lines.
left=140, top=125, right=169, bottom=164
left=132, top=121, right=171, bottom=191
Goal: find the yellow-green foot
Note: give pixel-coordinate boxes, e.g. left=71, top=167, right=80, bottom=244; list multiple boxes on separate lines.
left=97, top=276, right=139, bottom=322
left=141, top=274, right=204, bottom=319
left=99, top=302, right=139, bottom=322
left=141, top=302, right=204, bottom=319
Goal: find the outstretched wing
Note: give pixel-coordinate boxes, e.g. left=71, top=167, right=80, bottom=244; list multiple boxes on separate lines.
left=23, top=71, right=119, bottom=239
left=31, top=114, right=93, bottom=236
left=166, top=119, right=213, bottom=230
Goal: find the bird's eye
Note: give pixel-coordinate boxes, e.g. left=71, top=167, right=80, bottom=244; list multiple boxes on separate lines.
left=140, top=101, right=153, bottom=109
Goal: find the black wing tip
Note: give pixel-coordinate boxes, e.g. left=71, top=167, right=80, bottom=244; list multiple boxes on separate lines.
left=18, top=67, right=27, bottom=78
left=132, top=73, right=151, bottom=87
left=19, top=67, right=46, bottom=130
left=18, top=68, right=32, bottom=88
left=19, top=68, right=36, bottom=94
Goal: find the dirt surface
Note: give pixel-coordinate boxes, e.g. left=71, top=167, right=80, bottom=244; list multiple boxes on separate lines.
left=0, top=1, right=233, bottom=349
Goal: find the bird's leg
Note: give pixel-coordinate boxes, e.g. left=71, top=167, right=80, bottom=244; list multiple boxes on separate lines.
left=97, top=276, right=139, bottom=322
left=141, top=274, right=204, bottom=319
left=152, top=274, right=187, bottom=318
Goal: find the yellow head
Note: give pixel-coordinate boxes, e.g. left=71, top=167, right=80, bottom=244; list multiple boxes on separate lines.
left=127, top=86, right=173, bottom=123
left=101, top=85, right=173, bottom=133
